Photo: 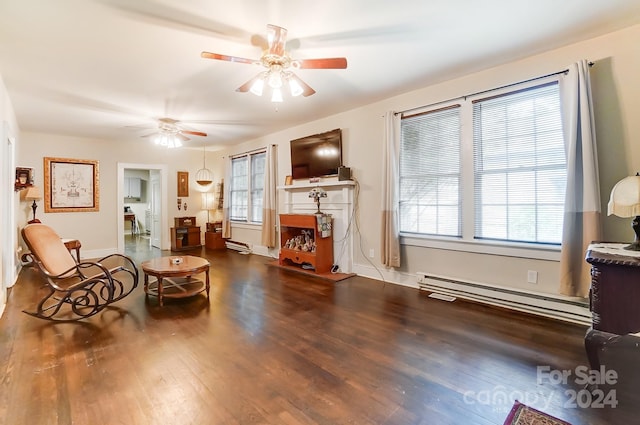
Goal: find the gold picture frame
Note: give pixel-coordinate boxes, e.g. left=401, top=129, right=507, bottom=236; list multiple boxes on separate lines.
left=44, top=157, right=99, bottom=213
left=177, top=171, right=189, bottom=197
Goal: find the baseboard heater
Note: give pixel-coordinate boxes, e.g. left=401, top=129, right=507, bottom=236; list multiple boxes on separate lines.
left=417, top=273, right=590, bottom=325
left=225, top=240, right=251, bottom=254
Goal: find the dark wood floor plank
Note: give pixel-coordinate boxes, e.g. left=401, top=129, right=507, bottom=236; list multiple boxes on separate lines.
left=1, top=236, right=636, bottom=424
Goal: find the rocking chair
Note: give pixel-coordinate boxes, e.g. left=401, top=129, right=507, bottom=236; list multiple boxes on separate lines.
left=21, top=223, right=139, bottom=321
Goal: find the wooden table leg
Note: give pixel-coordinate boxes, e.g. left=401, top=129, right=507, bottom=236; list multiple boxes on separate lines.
left=205, top=267, right=210, bottom=300
left=143, top=273, right=149, bottom=296
left=157, top=276, right=164, bottom=306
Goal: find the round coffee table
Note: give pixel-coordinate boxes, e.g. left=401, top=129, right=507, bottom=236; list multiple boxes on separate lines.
left=141, top=256, right=210, bottom=306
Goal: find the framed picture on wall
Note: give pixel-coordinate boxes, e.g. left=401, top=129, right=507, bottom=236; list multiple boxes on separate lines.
left=44, top=157, right=99, bottom=213
left=177, top=171, right=189, bottom=197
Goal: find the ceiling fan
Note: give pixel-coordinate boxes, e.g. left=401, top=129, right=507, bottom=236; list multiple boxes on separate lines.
left=201, top=24, right=347, bottom=102
left=142, top=117, right=207, bottom=148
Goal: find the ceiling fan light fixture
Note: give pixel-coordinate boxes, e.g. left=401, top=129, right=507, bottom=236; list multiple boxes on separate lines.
left=267, top=67, right=283, bottom=89
left=271, top=88, right=283, bottom=103
left=288, top=77, right=304, bottom=97
left=202, top=25, right=347, bottom=101
left=250, top=76, right=265, bottom=96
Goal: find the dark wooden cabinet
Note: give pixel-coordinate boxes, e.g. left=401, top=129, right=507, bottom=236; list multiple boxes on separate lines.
left=584, top=245, right=640, bottom=371
left=279, top=214, right=333, bottom=274
left=171, top=218, right=201, bottom=251
left=205, top=222, right=226, bottom=250
left=586, top=246, right=640, bottom=334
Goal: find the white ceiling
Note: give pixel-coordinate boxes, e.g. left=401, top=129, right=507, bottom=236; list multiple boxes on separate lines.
left=1, top=0, right=639, bottom=150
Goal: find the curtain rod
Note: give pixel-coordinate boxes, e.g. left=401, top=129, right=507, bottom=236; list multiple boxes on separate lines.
left=223, top=144, right=276, bottom=159
left=395, top=61, right=594, bottom=116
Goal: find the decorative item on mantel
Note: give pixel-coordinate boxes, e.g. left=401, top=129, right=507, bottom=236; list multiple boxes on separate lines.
left=308, top=187, right=327, bottom=213
left=608, top=172, right=640, bottom=250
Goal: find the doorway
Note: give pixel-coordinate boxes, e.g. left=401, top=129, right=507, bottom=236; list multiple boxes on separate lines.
left=117, top=163, right=168, bottom=256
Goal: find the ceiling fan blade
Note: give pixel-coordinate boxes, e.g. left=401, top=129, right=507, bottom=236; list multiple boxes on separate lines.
left=250, top=34, right=269, bottom=50
left=266, top=24, right=287, bottom=56
left=96, top=0, right=251, bottom=41
left=236, top=74, right=263, bottom=93
left=201, top=52, right=256, bottom=65
left=182, top=130, right=207, bottom=137
left=141, top=132, right=158, bottom=138
left=289, top=73, right=316, bottom=97
left=296, top=57, right=348, bottom=69
left=177, top=133, right=190, bottom=142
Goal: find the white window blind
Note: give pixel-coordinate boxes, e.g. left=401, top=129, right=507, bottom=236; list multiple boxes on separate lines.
left=250, top=151, right=266, bottom=223
left=230, top=156, right=248, bottom=221
left=472, top=82, right=566, bottom=244
left=400, top=105, right=462, bottom=236
left=229, top=150, right=266, bottom=223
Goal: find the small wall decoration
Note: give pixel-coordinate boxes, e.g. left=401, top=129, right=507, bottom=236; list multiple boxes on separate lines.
left=44, top=157, right=99, bottom=213
left=177, top=171, right=189, bottom=197
left=15, top=167, right=34, bottom=191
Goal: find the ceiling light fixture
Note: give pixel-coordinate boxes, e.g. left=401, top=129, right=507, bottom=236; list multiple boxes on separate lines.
left=202, top=24, right=347, bottom=103
left=195, top=146, right=213, bottom=186
left=153, top=121, right=183, bottom=148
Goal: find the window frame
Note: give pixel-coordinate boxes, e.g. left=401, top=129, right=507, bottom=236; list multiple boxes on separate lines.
left=398, top=75, right=564, bottom=261
left=229, top=149, right=266, bottom=225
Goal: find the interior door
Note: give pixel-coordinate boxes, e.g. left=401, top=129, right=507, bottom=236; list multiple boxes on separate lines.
left=150, top=170, right=162, bottom=248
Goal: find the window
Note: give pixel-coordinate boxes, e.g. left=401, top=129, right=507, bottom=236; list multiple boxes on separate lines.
left=399, top=79, right=566, bottom=247
left=400, top=105, right=461, bottom=236
left=229, top=150, right=266, bottom=223
left=473, top=83, right=565, bottom=244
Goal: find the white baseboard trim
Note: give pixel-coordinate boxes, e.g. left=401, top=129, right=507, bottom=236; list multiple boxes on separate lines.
left=352, top=263, right=590, bottom=325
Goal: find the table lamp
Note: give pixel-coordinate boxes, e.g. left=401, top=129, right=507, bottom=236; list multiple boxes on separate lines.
left=608, top=173, right=640, bottom=250
left=25, top=186, right=42, bottom=223
left=201, top=192, right=216, bottom=224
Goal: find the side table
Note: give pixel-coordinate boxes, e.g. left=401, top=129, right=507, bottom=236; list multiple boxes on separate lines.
left=141, top=256, right=210, bottom=306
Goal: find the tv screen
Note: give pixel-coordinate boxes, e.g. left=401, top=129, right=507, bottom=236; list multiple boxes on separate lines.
left=290, top=128, right=342, bottom=179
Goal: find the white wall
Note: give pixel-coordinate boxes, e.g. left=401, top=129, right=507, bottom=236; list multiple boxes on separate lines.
left=215, top=24, right=640, bottom=298
left=8, top=24, right=639, bottom=303
left=0, top=75, right=20, bottom=316
left=16, top=133, right=209, bottom=256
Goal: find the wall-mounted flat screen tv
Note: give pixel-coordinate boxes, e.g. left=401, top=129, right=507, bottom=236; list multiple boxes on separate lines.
left=290, top=128, right=342, bottom=179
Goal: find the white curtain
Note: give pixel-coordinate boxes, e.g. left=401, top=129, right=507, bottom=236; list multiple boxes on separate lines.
left=261, top=144, right=277, bottom=248
left=559, top=60, right=602, bottom=298
left=381, top=111, right=401, bottom=267
left=221, top=156, right=232, bottom=239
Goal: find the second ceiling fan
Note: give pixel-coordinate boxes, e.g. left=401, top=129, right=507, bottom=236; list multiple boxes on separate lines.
left=201, top=24, right=347, bottom=102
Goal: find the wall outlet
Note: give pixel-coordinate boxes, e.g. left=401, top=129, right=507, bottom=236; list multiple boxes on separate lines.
left=527, top=270, right=538, bottom=284
left=369, top=248, right=375, bottom=258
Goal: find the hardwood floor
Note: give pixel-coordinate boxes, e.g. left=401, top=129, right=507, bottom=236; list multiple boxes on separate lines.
left=0, top=236, right=634, bottom=424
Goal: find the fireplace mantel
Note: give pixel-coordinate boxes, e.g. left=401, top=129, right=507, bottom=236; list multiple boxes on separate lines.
left=278, top=179, right=355, bottom=273
left=277, top=179, right=355, bottom=192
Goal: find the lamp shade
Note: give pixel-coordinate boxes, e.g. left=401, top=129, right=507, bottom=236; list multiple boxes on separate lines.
left=201, top=192, right=216, bottom=211
left=608, top=174, right=640, bottom=217
left=24, top=186, right=42, bottom=201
